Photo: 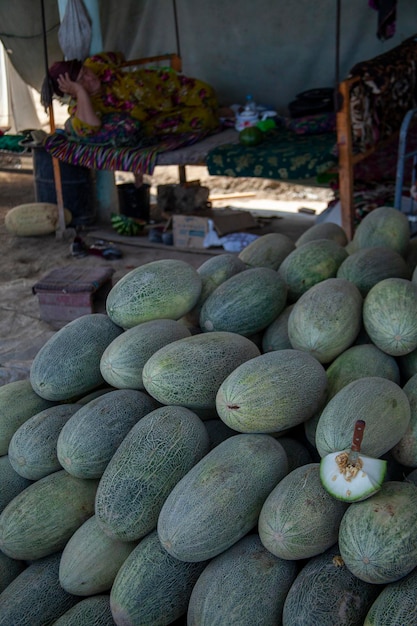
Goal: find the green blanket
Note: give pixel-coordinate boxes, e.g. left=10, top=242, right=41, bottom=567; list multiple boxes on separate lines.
left=206, top=127, right=338, bottom=183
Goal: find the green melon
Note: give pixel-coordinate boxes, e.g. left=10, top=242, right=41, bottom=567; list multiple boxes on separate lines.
left=287, top=277, right=363, bottom=363
left=364, top=566, right=417, bottom=625
left=30, top=314, right=123, bottom=401
left=238, top=232, right=295, bottom=270
left=325, top=343, right=400, bottom=401
left=0, top=552, right=79, bottom=626
left=100, top=318, right=191, bottom=389
left=199, top=267, right=287, bottom=336
left=110, top=530, right=206, bottom=626
left=0, top=455, right=33, bottom=514
left=295, top=222, right=348, bottom=248
left=239, top=126, right=264, bottom=145
left=278, top=238, right=348, bottom=302
left=0, top=469, right=98, bottom=560
left=0, top=550, right=26, bottom=594
left=216, top=349, right=327, bottom=433
left=261, top=304, right=294, bottom=352
left=339, top=481, right=417, bottom=584
left=184, top=253, right=248, bottom=327
left=142, top=331, right=260, bottom=411
left=157, top=434, right=288, bottom=562
left=363, top=277, right=417, bottom=356
left=8, top=403, right=83, bottom=480
left=57, top=389, right=157, bottom=479
left=188, top=534, right=297, bottom=626
left=282, top=544, right=380, bottom=626
left=0, top=379, right=57, bottom=455
left=391, top=372, right=417, bottom=467
left=106, top=259, right=202, bottom=328
left=52, top=596, right=114, bottom=626
left=96, top=405, right=210, bottom=542
left=258, top=463, right=346, bottom=560
left=315, top=377, right=410, bottom=458
left=336, top=246, right=410, bottom=296
left=59, top=515, right=137, bottom=596
left=350, top=206, right=410, bottom=256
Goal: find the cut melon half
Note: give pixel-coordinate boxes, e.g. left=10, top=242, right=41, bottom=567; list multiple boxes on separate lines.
left=320, top=419, right=387, bottom=502
left=320, top=450, right=387, bottom=502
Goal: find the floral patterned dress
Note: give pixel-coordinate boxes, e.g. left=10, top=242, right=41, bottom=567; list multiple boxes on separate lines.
left=68, top=52, right=219, bottom=139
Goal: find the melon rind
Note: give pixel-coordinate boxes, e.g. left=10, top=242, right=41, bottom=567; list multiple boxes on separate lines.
left=52, top=596, right=114, bottom=626
left=238, top=232, right=295, bottom=269
left=364, top=567, right=417, bottom=626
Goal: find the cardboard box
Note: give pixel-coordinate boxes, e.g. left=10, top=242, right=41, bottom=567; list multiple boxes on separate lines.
left=172, top=209, right=257, bottom=249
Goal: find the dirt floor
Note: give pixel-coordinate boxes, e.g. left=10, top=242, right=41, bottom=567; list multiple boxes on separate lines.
left=0, top=160, right=333, bottom=385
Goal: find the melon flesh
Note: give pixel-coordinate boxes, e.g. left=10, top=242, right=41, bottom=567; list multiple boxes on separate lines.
left=320, top=451, right=387, bottom=502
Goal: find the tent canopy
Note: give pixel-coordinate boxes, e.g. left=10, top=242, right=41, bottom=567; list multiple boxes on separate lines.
left=1, top=0, right=416, bottom=114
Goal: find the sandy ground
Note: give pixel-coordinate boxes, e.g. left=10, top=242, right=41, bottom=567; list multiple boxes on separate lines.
left=0, top=156, right=333, bottom=385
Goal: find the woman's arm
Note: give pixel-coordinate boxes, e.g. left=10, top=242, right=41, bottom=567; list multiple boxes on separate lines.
left=57, top=73, right=101, bottom=127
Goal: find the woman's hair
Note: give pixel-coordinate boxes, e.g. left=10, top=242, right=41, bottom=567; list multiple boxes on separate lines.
left=48, top=59, right=83, bottom=96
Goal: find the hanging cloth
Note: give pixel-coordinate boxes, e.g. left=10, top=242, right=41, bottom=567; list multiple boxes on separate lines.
left=58, top=0, right=92, bottom=61
left=368, top=0, right=398, bottom=41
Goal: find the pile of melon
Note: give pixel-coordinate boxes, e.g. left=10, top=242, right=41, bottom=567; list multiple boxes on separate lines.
left=1, top=205, right=417, bottom=625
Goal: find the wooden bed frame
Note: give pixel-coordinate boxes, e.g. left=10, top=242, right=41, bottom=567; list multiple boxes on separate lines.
left=41, top=38, right=417, bottom=241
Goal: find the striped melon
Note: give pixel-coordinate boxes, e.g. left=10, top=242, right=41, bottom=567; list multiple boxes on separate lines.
left=188, top=534, right=297, bottom=626
left=106, top=259, right=202, bottom=328
left=287, top=277, right=363, bottom=364
left=0, top=470, right=98, bottom=560
left=391, top=372, right=417, bottom=467
left=258, top=463, right=346, bottom=560
left=0, top=379, right=56, bottom=455
left=0, top=552, right=78, bottom=626
left=336, top=246, right=410, bottom=296
left=59, top=515, right=137, bottom=596
left=100, top=318, right=191, bottom=389
left=30, top=314, right=123, bottom=401
left=261, top=304, right=294, bottom=352
left=142, top=331, right=260, bottom=411
left=57, top=389, right=157, bottom=479
left=4, top=202, right=72, bottom=236
left=157, top=434, right=288, bottom=562
left=216, top=349, right=327, bottom=433
left=238, top=232, right=295, bottom=269
left=282, top=544, right=380, bottom=626
left=363, top=277, right=417, bottom=356
left=53, top=596, right=114, bottom=626
left=339, top=481, right=417, bottom=584
left=95, top=405, right=210, bottom=542
left=295, top=222, right=348, bottom=247
left=278, top=238, right=348, bottom=302
left=325, top=343, right=400, bottom=400
left=183, top=253, right=248, bottom=326
left=350, top=206, right=410, bottom=256
left=0, top=550, right=26, bottom=594
left=110, top=530, right=206, bottom=626
left=0, top=455, right=33, bottom=514
left=199, top=267, right=287, bottom=336
left=8, top=403, right=83, bottom=480
left=364, top=567, right=417, bottom=625
left=315, top=377, right=410, bottom=458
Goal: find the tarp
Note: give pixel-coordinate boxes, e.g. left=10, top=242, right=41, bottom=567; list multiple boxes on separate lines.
left=1, top=0, right=417, bottom=115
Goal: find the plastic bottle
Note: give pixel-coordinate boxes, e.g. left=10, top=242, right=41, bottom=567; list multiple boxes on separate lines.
left=244, top=94, right=257, bottom=113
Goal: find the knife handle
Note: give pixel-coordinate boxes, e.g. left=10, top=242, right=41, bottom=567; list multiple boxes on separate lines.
left=351, top=420, right=366, bottom=452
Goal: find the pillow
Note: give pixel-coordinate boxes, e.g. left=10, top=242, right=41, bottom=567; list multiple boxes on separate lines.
left=284, top=112, right=336, bottom=135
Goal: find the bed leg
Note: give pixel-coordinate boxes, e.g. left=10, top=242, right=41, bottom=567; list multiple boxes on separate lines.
left=178, top=165, right=187, bottom=184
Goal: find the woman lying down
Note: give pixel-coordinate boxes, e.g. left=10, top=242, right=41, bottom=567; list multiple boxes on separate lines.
left=47, top=51, right=221, bottom=147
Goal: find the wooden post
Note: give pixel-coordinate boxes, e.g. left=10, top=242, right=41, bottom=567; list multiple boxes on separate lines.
left=336, top=78, right=357, bottom=240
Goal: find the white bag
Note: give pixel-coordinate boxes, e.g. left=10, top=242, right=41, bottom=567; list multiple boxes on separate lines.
left=58, top=0, right=92, bottom=61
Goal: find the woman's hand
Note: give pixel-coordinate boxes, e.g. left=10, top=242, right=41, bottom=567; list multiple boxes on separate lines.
left=57, top=72, right=84, bottom=98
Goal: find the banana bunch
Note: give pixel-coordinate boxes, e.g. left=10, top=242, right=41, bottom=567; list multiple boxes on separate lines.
left=111, top=213, right=145, bottom=236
